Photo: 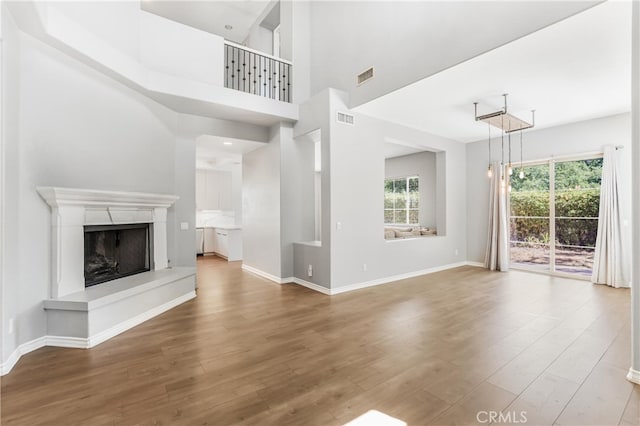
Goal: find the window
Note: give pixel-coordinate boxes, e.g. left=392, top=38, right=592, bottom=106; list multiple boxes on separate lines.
left=384, top=176, right=419, bottom=224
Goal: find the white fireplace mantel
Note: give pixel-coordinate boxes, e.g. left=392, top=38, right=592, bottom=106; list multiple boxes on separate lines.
left=37, top=187, right=179, bottom=298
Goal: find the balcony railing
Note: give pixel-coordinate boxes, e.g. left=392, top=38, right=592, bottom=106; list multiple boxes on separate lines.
left=224, top=41, right=292, bottom=103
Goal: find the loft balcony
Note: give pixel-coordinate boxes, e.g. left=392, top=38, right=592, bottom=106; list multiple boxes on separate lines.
left=8, top=1, right=298, bottom=126
left=224, top=41, right=292, bottom=103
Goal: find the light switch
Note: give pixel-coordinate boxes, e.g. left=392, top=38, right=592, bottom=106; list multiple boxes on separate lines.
left=180, top=222, right=189, bottom=231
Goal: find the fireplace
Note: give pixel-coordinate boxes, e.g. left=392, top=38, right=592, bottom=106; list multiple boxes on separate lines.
left=36, top=187, right=196, bottom=353
left=84, top=224, right=153, bottom=287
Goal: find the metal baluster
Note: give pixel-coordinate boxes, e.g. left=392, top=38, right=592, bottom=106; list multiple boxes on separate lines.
left=236, top=48, right=241, bottom=91
left=248, top=52, right=253, bottom=94
left=242, top=50, right=246, bottom=93
left=273, top=59, right=277, bottom=100
left=230, top=46, right=235, bottom=90
left=263, top=57, right=267, bottom=98
left=224, top=45, right=228, bottom=88
left=286, top=63, right=291, bottom=103
left=252, top=54, right=257, bottom=95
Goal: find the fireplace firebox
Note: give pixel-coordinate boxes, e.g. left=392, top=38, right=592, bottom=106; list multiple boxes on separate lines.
left=84, top=224, right=152, bottom=287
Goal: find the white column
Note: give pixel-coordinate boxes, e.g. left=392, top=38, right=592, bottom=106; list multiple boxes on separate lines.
left=629, top=0, right=640, bottom=385
left=153, top=207, right=169, bottom=270
left=51, top=206, right=85, bottom=298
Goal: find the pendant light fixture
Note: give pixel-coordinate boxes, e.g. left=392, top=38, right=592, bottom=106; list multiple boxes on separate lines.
left=473, top=94, right=535, bottom=183
left=508, top=132, right=513, bottom=176
left=519, top=129, right=525, bottom=179
left=500, top=114, right=506, bottom=190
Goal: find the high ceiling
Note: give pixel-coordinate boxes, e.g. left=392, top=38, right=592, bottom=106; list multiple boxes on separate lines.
left=355, top=1, right=631, bottom=143
left=140, top=0, right=274, bottom=44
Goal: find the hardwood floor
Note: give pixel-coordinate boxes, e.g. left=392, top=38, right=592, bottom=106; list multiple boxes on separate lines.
left=1, top=256, right=638, bottom=425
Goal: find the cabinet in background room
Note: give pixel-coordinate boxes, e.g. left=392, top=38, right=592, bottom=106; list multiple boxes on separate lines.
left=196, top=228, right=204, bottom=254
left=203, top=228, right=218, bottom=253
left=196, top=169, right=232, bottom=211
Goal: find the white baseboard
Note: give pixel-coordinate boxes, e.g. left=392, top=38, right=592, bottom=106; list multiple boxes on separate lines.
left=329, top=261, right=470, bottom=295
left=0, top=336, right=47, bottom=376
left=0, top=291, right=196, bottom=376
left=241, top=264, right=291, bottom=284
left=87, top=290, right=196, bottom=348
left=45, top=336, right=89, bottom=349
left=465, top=261, right=485, bottom=268
left=289, top=261, right=480, bottom=296
left=292, top=278, right=331, bottom=295
left=627, top=367, right=640, bottom=384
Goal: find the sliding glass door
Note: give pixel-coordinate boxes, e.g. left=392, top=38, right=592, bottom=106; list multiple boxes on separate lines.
left=509, top=157, right=602, bottom=278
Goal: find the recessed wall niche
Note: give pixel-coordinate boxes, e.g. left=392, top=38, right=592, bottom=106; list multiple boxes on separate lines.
left=383, top=140, right=446, bottom=239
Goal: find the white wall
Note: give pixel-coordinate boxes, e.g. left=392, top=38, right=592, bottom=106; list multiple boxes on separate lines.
left=281, top=0, right=311, bottom=104
left=11, top=29, right=179, bottom=359
left=293, top=90, right=332, bottom=288
left=466, top=113, right=632, bottom=264
left=329, top=90, right=467, bottom=288
left=244, top=24, right=273, bottom=56
left=51, top=1, right=141, bottom=59
left=308, top=1, right=598, bottom=108
left=140, top=11, right=224, bottom=86
left=385, top=151, right=437, bottom=228
left=52, top=3, right=224, bottom=87
left=242, top=125, right=282, bottom=278
left=2, top=5, right=20, bottom=364
left=1, top=11, right=265, bottom=369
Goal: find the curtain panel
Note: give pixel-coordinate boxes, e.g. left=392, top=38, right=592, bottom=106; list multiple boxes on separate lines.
left=485, top=162, right=510, bottom=271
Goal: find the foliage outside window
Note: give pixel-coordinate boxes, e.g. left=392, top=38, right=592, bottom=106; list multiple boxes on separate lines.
left=384, top=176, right=419, bottom=224
left=509, top=158, right=603, bottom=276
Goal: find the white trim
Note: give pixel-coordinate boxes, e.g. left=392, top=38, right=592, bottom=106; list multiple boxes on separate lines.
left=223, top=40, right=292, bottom=65
left=291, top=278, right=331, bottom=295
left=36, top=187, right=179, bottom=208
left=45, top=336, right=88, bottom=349
left=0, top=291, right=195, bottom=376
left=627, top=368, right=640, bottom=384
left=0, top=336, right=47, bottom=376
left=289, top=261, right=482, bottom=295
left=241, top=264, right=290, bottom=284
left=329, top=261, right=469, bottom=295
left=87, top=290, right=196, bottom=347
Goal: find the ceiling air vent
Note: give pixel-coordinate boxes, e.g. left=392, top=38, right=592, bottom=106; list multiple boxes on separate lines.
left=357, top=66, right=375, bottom=85
left=337, top=111, right=355, bottom=126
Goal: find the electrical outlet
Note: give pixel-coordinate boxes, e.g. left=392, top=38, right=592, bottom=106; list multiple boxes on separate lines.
left=454, top=249, right=459, bottom=256
left=8, top=318, right=14, bottom=334
left=308, top=264, right=313, bottom=277
left=362, top=264, right=367, bottom=271
left=180, top=222, right=189, bottom=231
left=336, top=221, right=342, bottom=230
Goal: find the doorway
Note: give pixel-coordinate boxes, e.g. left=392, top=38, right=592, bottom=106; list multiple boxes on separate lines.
left=509, top=155, right=603, bottom=278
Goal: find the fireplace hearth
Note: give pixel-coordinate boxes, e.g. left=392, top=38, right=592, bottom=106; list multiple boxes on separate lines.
left=84, top=224, right=152, bottom=287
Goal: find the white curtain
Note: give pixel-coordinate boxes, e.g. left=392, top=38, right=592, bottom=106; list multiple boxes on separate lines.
left=485, top=162, right=510, bottom=271
left=592, top=146, right=629, bottom=288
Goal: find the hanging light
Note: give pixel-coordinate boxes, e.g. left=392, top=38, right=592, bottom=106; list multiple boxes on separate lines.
left=473, top=95, right=535, bottom=184
left=508, top=130, right=513, bottom=176
left=519, top=128, right=525, bottom=179
left=477, top=102, right=494, bottom=179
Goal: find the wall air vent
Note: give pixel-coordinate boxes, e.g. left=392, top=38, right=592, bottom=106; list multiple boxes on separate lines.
left=337, top=111, right=355, bottom=126
left=357, top=66, right=375, bottom=85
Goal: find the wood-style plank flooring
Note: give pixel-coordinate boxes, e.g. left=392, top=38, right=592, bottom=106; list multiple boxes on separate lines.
left=1, top=256, right=638, bottom=425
